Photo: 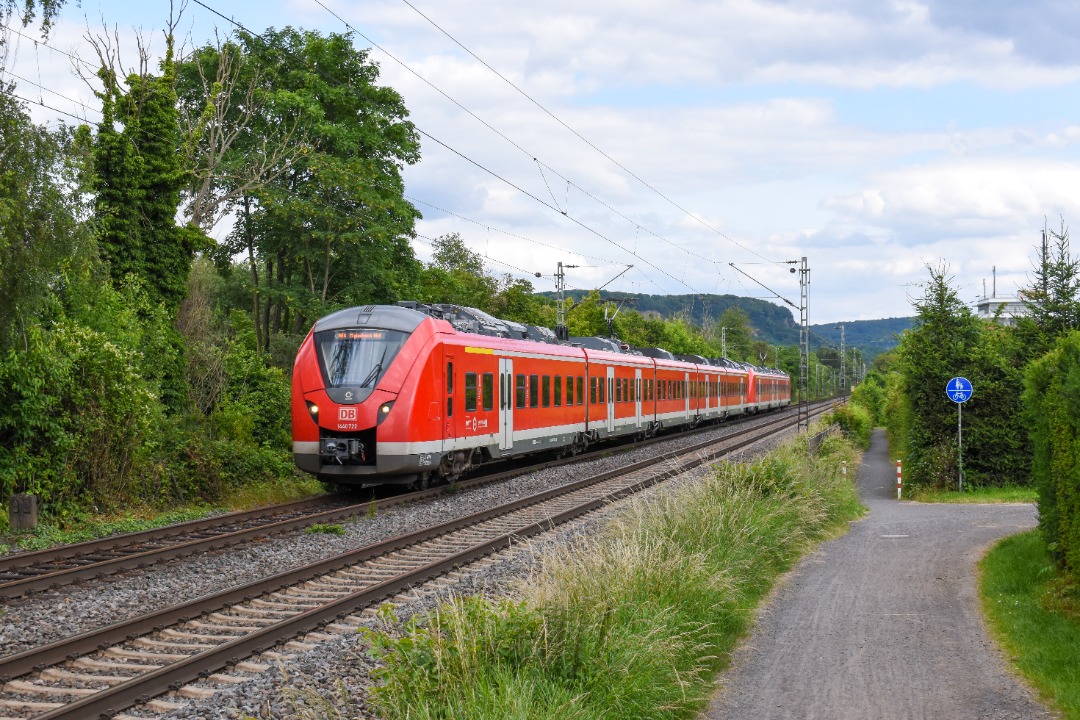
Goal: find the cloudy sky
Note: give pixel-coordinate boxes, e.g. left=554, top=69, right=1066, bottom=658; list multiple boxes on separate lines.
left=4, top=0, right=1080, bottom=323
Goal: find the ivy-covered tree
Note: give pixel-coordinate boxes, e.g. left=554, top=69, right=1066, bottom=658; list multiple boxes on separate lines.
left=94, top=34, right=209, bottom=312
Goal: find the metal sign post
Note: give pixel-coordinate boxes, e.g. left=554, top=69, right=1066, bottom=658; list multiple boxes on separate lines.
left=947, top=377, right=972, bottom=491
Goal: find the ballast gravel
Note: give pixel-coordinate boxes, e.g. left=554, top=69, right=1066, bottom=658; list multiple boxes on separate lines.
left=0, top=415, right=799, bottom=719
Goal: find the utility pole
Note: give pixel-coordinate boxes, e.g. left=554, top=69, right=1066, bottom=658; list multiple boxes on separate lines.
left=836, top=324, right=846, bottom=393
left=728, top=257, right=809, bottom=428
left=798, top=257, right=810, bottom=431
left=555, top=261, right=578, bottom=341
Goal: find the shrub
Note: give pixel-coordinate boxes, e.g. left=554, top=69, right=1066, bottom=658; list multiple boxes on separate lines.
left=827, top=403, right=873, bottom=449
left=0, top=320, right=160, bottom=517
left=1024, top=330, right=1080, bottom=578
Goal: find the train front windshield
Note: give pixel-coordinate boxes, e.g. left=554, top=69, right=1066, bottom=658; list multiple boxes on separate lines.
left=315, top=328, right=409, bottom=389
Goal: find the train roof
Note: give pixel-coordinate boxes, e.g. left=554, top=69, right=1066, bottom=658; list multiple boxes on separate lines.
left=314, top=303, right=788, bottom=378
left=314, top=304, right=429, bottom=334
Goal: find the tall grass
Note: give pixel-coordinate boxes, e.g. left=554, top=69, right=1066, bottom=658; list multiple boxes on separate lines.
left=364, top=431, right=864, bottom=719
left=981, top=530, right=1080, bottom=718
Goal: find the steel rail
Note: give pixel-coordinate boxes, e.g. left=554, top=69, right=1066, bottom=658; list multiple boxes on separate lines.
left=0, top=404, right=826, bottom=710
left=0, top=401, right=827, bottom=599
left=22, top=406, right=826, bottom=720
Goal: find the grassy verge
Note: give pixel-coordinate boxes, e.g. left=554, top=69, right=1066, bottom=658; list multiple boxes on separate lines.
left=362, top=430, right=865, bottom=720
left=981, top=530, right=1080, bottom=719
left=0, top=475, right=323, bottom=554
left=907, top=485, right=1037, bottom=504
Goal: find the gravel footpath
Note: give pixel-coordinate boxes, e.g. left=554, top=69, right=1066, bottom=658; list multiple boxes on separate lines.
left=0, top=415, right=796, bottom=719
left=701, top=428, right=1054, bottom=720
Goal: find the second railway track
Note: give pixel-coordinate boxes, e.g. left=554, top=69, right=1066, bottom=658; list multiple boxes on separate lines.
left=0, top=402, right=833, bottom=600
left=0, top=404, right=830, bottom=720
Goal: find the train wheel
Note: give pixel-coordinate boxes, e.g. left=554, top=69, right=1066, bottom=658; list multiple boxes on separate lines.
left=412, top=472, right=432, bottom=491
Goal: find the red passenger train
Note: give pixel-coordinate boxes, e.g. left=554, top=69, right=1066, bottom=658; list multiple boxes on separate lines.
left=292, top=303, right=791, bottom=488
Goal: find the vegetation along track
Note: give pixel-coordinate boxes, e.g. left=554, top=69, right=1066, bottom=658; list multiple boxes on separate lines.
left=0, top=403, right=830, bottom=720
left=0, top=401, right=833, bottom=600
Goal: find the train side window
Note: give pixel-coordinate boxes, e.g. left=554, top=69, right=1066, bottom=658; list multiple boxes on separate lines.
left=465, top=372, right=477, bottom=412
left=624, top=378, right=630, bottom=402
left=615, top=378, right=622, bottom=402
left=577, top=377, right=584, bottom=405
left=530, top=374, right=539, bottom=408
left=483, top=373, right=494, bottom=411
left=590, top=377, right=597, bottom=404
left=555, top=376, right=563, bottom=406
left=565, top=375, right=573, bottom=405
left=542, top=376, right=551, bottom=407
left=600, top=377, right=606, bottom=403
left=516, top=374, right=526, bottom=409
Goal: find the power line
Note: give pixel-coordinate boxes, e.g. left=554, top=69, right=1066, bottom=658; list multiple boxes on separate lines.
left=406, top=195, right=621, bottom=265
left=304, top=0, right=709, bottom=291
left=187, top=0, right=702, bottom=295
left=418, top=127, right=701, bottom=293
left=394, top=0, right=780, bottom=268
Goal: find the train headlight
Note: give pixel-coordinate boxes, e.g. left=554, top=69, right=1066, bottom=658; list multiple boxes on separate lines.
left=377, top=401, right=394, bottom=425
left=306, top=401, right=319, bottom=417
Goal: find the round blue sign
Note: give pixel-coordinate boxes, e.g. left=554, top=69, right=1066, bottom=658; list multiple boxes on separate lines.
left=947, top=376, right=972, bottom=403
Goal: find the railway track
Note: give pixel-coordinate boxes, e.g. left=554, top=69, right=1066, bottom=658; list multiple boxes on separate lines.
left=0, top=402, right=831, bottom=600
left=0, top=404, right=830, bottom=720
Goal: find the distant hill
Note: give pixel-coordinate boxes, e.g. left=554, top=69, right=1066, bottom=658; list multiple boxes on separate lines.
left=538, top=291, right=912, bottom=361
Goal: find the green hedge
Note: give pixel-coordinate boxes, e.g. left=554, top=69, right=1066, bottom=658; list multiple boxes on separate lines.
left=1023, top=330, right=1080, bottom=578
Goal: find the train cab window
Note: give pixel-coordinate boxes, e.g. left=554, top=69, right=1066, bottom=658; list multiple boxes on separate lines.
left=577, top=377, right=584, bottom=405
left=465, top=372, right=478, bottom=412
left=483, top=373, right=494, bottom=411
left=315, top=328, right=409, bottom=390
left=516, top=374, right=526, bottom=409
left=555, top=376, right=563, bottom=406
left=530, top=374, right=539, bottom=408
left=590, top=377, right=597, bottom=404
left=565, top=375, right=573, bottom=405
left=542, top=376, right=551, bottom=407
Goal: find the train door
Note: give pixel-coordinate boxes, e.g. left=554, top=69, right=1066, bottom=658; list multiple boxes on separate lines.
left=498, top=358, right=513, bottom=451
left=634, top=369, right=642, bottom=428
left=442, top=352, right=456, bottom=452
left=606, top=366, right=616, bottom=433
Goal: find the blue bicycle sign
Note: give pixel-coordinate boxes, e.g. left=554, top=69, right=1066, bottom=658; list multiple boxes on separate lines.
left=947, top=377, right=972, bottom=403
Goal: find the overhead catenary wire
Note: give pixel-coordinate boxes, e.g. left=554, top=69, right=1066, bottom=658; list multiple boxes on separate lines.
left=187, top=0, right=700, bottom=295
left=303, top=0, right=711, bottom=291
left=393, top=0, right=782, bottom=269
left=417, top=127, right=698, bottom=293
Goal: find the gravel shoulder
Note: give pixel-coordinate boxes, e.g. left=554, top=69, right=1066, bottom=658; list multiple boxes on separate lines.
left=701, top=428, right=1055, bottom=720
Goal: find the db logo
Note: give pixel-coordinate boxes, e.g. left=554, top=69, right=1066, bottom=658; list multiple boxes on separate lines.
left=339, top=407, right=358, bottom=421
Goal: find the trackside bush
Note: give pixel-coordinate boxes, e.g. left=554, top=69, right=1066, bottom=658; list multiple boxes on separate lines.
left=1023, top=330, right=1080, bottom=578
left=0, top=321, right=159, bottom=516
left=363, top=431, right=864, bottom=719
left=827, top=403, right=873, bottom=449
